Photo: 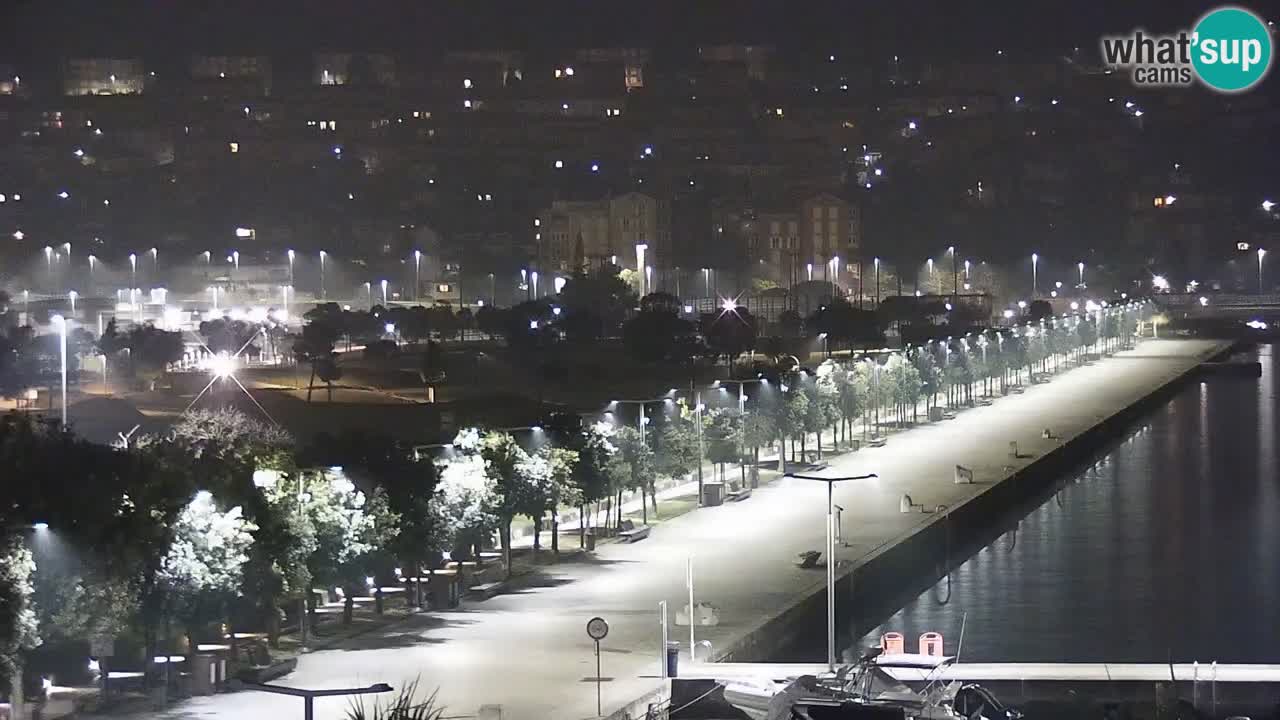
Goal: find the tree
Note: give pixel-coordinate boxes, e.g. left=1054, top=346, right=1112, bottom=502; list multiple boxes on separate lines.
left=158, top=491, right=257, bottom=650
left=611, top=426, right=657, bottom=522
left=480, top=431, right=533, bottom=579
left=102, top=322, right=183, bottom=386
left=622, top=308, right=698, bottom=364
left=557, top=264, right=639, bottom=340
left=701, top=307, right=757, bottom=370
left=568, top=423, right=615, bottom=544
left=539, top=447, right=580, bottom=558
left=293, top=321, right=340, bottom=403
left=0, top=536, right=37, bottom=710
left=435, top=429, right=499, bottom=561
left=704, top=408, right=742, bottom=483
left=655, top=404, right=700, bottom=490
left=199, top=318, right=261, bottom=357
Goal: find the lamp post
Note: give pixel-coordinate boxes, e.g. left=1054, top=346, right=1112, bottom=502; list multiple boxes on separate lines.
left=1258, top=248, right=1267, bottom=294
left=150, top=247, right=158, bottom=278
left=287, top=249, right=295, bottom=287
left=364, top=281, right=372, bottom=308
left=948, top=245, right=958, bottom=300
left=716, top=378, right=768, bottom=487
left=380, top=279, right=388, bottom=306
left=129, top=252, right=137, bottom=288
left=1078, top=261, right=1085, bottom=287
left=68, top=290, right=77, bottom=314
left=235, top=682, right=393, bottom=720
left=784, top=469, right=878, bottom=672
left=1031, top=252, right=1039, bottom=297
left=413, top=250, right=422, bottom=302
left=636, top=243, right=648, bottom=296
left=88, top=254, right=97, bottom=282
left=873, top=257, right=881, bottom=305
left=488, top=272, right=496, bottom=306
left=51, top=315, right=68, bottom=426
left=318, top=250, right=327, bottom=299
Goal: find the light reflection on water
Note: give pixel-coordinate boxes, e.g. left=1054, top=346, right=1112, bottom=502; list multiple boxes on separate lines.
left=853, top=345, right=1278, bottom=663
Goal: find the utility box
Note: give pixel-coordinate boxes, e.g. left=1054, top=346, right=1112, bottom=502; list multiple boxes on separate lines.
left=702, top=482, right=724, bottom=507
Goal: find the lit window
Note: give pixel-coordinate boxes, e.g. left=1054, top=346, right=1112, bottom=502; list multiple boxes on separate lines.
left=229, top=142, right=239, bottom=153
left=412, top=111, right=419, bottom=118
left=1152, top=197, right=1163, bottom=207
left=565, top=67, right=575, bottom=76
left=464, top=99, right=472, bottom=109
left=463, top=78, right=473, bottom=89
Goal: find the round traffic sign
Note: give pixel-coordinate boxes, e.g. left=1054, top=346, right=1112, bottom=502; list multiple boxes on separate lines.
left=586, top=616, right=609, bottom=641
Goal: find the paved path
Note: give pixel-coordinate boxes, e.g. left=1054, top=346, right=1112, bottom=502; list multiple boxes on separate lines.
left=128, top=339, right=1224, bottom=720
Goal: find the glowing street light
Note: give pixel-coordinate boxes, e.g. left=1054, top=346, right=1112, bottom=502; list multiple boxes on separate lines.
left=51, top=315, right=68, bottom=425
left=1031, top=253, right=1039, bottom=296
left=232, top=250, right=240, bottom=270
left=380, top=279, right=388, bottom=306
left=1258, top=248, right=1267, bottom=293
left=129, top=252, right=137, bottom=286
left=1078, top=262, right=1085, bottom=287
left=319, top=250, right=327, bottom=299
left=287, top=249, right=295, bottom=286
left=636, top=244, right=648, bottom=296
left=68, top=290, right=78, bottom=313
left=413, top=249, right=422, bottom=301
left=1263, top=200, right=1276, bottom=213
left=44, top=245, right=53, bottom=275
left=150, top=247, right=158, bottom=277
left=721, top=297, right=738, bottom=312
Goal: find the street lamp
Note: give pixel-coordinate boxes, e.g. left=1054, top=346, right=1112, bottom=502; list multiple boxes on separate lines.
left=784, top=468, right=878, bottom=672
left=718, top=377, right=768, bottom=486
left=1078, top=261, right=1085, bottom=287
left=51, top=315, right=68, bottom=426
left=413, top=250, right=422, bottom=302
left=1258, top=248, right=1267, bottom=294
left=636, top=243, right=648, bottom=296
left=947, top=245, right=958, bottom=299
left=319, top=250, right=327, bottom=299
left=232, top=250, right=240, bottom=271
left=287, top=249, right=295, bottom=287
left=364, top=281, right=372, bottom=308
left=235, top=681, right=393, bottom=720
left=150, top=247, right=158, bottom=277
left=129, top=252, right=137, bottom=287
left=873, top=257, right=881, bottom=305
left=88, top=254, right=97, bottom=283
left=1031, top=253, right=1039, bottom=296
left=68, top=290, right=77, bottom=313
left=44, top=245, right=53, bottom=277
left=380, top=279, right=388, bottom=306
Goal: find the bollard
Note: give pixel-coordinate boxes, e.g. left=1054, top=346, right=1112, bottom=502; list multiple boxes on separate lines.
left=1008, top=441, right=1019, bottom=458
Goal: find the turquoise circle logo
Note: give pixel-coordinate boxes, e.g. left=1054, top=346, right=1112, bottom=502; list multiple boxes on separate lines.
left=1191, top=6, right=1272, bottom=92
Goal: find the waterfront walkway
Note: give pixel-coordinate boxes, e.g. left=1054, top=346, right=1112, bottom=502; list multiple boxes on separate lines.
left=126, top=339, right=1225, bottom=720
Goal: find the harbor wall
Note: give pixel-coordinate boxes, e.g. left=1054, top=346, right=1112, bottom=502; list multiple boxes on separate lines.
left=717, top=341, right=1234, bottom=664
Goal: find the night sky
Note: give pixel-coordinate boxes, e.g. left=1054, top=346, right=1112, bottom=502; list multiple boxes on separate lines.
left=8, top=0, right=1264, bottom=62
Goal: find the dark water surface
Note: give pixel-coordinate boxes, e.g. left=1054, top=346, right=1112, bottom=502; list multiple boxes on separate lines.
left=853, top=344, right=1279, bottom=663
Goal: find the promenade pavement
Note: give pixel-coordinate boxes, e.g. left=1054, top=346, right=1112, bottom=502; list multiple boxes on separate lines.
left=122, top=339, right=1224, bottom=720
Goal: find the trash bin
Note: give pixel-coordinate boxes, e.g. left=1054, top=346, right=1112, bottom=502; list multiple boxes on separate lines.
left=702, top=482, right=724, bottom=507
left=189, top=655, right=215, bottom=696
left=584, top=529, right=597, bottom=551
left=665, top=642, right=680, bottom=678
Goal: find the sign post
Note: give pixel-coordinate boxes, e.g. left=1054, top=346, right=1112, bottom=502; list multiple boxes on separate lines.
left=586, top=617, right=610, bottom=717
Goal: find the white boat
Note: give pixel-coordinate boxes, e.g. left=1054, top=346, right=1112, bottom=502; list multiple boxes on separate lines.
left=719, top=650, right=1021, bottom=720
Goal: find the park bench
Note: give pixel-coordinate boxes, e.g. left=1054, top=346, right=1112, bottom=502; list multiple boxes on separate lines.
left=942, top=410, right=957, bottom=420
left=469, top=581, right=507, bottom=599
left=725, top=487, right=752, bottom=502
left=618, top=519, right=651, bottom=543
left=868, top=436, right=887, bottom=448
